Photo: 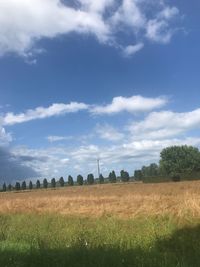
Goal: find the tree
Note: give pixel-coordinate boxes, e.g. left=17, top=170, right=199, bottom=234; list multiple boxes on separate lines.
left=77, top=175, right=84, bottom=186
left=87, top=173, right=94, bottom=185
left=160, top=145, right=200, bottom=179
left=43, top=178, right=48, bottom=189
left=68, top=175, right=74, bottom=186
left=109, top=171, right=117, bottom=183
left=2, top=183, right=6, bottom=192
left=29, top=181, right=33, bottom=190
left=141, top=164, right=159, bottom=177
left=51, top=178, right=56, bottom=188
left=8, top=184, right=12, bottom=191
left=59, top=177, right=64, bottom=187
left=134, top=170, right=143, bottom=181
left=22, top=181, right=26, bottom=190
left=36, top=179, right=41, bottom=189
left=120, top=170, right=130, bottom=182
left=15, top=182, right=20, bottom=191
left=99, top=174, right=104, bottom=184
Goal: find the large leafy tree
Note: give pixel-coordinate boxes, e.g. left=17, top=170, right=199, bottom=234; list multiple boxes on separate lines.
left=160, top=145, right=200, bottom=177
left=77, top=175, right=84, bottom=186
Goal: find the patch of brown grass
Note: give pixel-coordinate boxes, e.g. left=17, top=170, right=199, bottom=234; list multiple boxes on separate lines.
left=1, top=181, right=200, bottom=218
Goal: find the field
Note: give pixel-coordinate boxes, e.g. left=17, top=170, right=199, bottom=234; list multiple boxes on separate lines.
left=1, top=181, right=200, bottom=266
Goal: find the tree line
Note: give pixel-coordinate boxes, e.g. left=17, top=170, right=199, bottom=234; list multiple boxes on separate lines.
left=2, top=145, right=200, bottom=191
left=1, top=170, right=130, bottom=192
left=134, top=145, right=200, bottom=182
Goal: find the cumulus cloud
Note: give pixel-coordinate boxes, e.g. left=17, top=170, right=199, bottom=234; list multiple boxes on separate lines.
left=0, top=0, right=180, bottom=58
left=11, top=136, right=200, bottom=179
left=123, top=43, right=144, bottom=57
left=95, top=124, right=124, bottom=141
left=91, top=95, right=168, bottom=115
left=128, top=108, right=200, bottom=140
left=3, top=102, right=88, bottom=125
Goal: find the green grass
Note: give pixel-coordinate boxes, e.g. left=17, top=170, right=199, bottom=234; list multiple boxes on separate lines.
left=0, top=214, right=200, bottom=267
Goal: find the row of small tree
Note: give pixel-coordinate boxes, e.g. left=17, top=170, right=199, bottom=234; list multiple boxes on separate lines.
left=1, top=170, right=130, bottom=192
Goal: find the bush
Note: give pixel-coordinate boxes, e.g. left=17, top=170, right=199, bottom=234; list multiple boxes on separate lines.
left=120, top=170, right=130, bottom=182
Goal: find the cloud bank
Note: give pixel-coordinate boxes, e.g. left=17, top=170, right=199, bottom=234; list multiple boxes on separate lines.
left=0, top=0, right=180, bottom=58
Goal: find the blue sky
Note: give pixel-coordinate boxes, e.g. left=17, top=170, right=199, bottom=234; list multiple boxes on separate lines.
left=0, top=0, right=200, bottom=183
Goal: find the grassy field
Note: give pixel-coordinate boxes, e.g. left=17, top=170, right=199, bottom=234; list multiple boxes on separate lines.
left=0, top=181, right=200, bottom=266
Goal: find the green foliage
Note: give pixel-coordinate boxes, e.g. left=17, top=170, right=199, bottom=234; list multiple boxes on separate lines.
left=15, top=182, right=21, bottom=191
left=134, top=170, right=143, bottom=180
left=109, top=171, right=117, bottom=183
left=141, top=163, right=159, bottom=177
left=99, top=174, right=104, bottom=184
left=87, top=174, right=94, bottom=185
left=51, top=178, right=56, bottom=188
left=120, top=170, right=130, bottom=182
left=21, top=181, right=26, bottom=190
left=68, top=175, right=74, bottom=186
left=59, top=177, right=64, bottom=187
left=2, top=183, right=6, bottom=192
left=77, top=175, right=84, bottom=186
left=29, top=181, right=33, bottom=190
left=0, top=214, right=199, bottom=267
left=43, top=178, right=48, bottom=189
left=160, top=145, right=200, bottom=178
left=36, top=180, right=41, bottom=189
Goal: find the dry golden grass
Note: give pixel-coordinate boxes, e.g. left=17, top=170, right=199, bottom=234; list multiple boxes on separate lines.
left=1, top=181, right=200, bottom=218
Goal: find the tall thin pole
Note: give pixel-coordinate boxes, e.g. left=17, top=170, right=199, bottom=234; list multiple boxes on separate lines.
left=97, top=158, right=100, bottom=178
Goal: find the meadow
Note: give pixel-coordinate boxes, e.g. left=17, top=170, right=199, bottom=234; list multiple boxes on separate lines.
left=0, top=181, right=200, bottom=266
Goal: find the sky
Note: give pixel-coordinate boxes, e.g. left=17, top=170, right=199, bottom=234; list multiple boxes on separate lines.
left=0, top=0, right=200, bottom=183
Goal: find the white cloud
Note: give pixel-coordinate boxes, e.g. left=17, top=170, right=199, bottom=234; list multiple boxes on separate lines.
left=95, top=124, right=124, bottom=141
left=0, top=126, right=12, bottom=145
left=47, top=135, right=73, bottom=143
left=91, top=95, right=168, bottom=115
left=146, top=6, right=179, bottom=43
left=3, top=102, right=88, bottom=125
left=123, top=43, right=144, bottom=57
left=0, top=0, right=180, bottom=58
left=128, top=108, right=200, bottom=140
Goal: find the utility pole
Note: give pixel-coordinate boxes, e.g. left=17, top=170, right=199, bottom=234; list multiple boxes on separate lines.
left=97, top=158, right=100, bottom=178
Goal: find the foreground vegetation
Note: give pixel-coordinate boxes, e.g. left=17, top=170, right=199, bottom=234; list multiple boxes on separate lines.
left=0, top=213, right=200, bottom=267
left=0, top=181, right=200, bottom=266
